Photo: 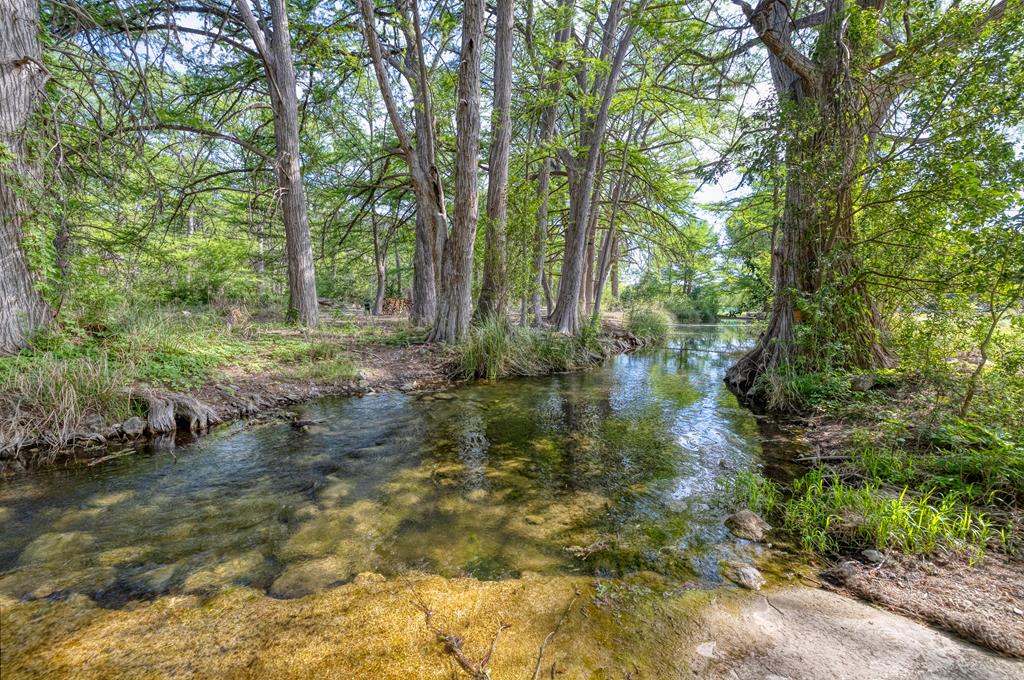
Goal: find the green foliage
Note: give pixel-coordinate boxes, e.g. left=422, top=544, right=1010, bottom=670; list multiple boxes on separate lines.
left=728, top=469, right=781, bottom=516
left=625, top=306, right=671, bottom=343
left=756, top=368, right=853, bottom=411
left=783, top=468, right=994, bottom=560
left=454, top=317, right=604, bottom=381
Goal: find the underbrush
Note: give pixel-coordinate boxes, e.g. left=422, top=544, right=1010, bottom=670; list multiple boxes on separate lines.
left=454, top=317, right=605, bottom=381
left=0, top=305, right=361, bottom=451
left=625, top=306, right=671, bottom=343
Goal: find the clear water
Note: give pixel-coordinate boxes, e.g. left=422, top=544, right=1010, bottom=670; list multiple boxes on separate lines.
left=0, top=326, right=768, bottom=604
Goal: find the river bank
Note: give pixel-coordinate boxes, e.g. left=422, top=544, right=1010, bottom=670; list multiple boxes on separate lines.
left=740, top=375, right=1024, bottom=657
left=0, top=311, right=651, bottom=474
left=2, top=572, right=1018, bottom=679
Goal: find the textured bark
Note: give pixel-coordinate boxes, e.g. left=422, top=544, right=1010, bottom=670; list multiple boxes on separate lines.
left=359, top=0, right=445, bottom=325
left=550, top=0, right=640, bottom=334
left=530, top=0, right=574, bottom=326
left=428, top=0, right=483, bottom=343
left=236, top=0, right=318, bottom=326
left=475, top=0, right=514, bottom=319
left=371, top=210, right=387, bottom=315
left=0, top=0, right=52, bottom=355
left=725, top=0, right=898, bottom=400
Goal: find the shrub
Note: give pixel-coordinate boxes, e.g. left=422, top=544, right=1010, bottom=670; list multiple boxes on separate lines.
left=455, top=317, right=603, bottom=380
left=625, top=306, right=671, bottom=343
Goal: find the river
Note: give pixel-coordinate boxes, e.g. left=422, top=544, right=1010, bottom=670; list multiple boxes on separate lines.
left=0, top=325, right=767, bottom=604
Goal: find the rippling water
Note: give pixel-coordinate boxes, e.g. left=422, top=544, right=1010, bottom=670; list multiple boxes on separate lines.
left=0, top=325, right=767, bottom=605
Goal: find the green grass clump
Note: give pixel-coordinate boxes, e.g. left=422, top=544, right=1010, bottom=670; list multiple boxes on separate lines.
left=625, top=306, right=671, bottom=343
left=783, top=467, right=994, bottom=560
left=455, top=317, right=604, bottom=380
left=728, top=468, right=781, bottom=516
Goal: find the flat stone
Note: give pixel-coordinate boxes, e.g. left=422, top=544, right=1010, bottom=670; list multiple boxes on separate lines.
left=725, top=509, right=771, bottom=541
left=695, top=641, right=717, bottom=658
left=723, top=561, right=765, bottom=590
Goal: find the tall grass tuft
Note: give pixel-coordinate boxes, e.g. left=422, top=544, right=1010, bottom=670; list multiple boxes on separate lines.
left=625, top=305, right=671, bottom=343
left=0, top=352, right=133, bottom=451
left=455, top=317, right=604, bottom=380
left=728, top=469, right=781, bottom=516
left=783, top=467, right=994, bottom=561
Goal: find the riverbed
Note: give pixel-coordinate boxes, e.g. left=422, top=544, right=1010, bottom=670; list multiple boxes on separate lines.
left=3, top=324, right=1020, bottom=679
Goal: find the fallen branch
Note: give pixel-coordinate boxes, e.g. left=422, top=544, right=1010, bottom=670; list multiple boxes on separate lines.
left=414, top=596, right=510, bottom=680
left=531, top=590, right=580, bottom=680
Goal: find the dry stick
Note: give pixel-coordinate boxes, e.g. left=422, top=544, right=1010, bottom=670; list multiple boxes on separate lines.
left=414, top=595, right=509, bottom=680
left=531, top=590, right=581, bottom=680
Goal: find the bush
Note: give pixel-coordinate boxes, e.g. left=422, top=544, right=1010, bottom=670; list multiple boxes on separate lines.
left=783, top=467, right=994, bottom=560
left=455, top=317, right=603, bottom=380
left=625, top=306, right=671, bottom=343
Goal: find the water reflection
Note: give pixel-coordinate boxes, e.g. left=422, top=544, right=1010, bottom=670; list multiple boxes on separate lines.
left=0, top=326, right=765, bottom=604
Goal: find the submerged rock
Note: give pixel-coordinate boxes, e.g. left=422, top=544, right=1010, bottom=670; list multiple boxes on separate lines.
left=353, top=572, right=385, bottom=585
left=121, top=417, right=146, bottom=438
left=723, top=561, right=765, bottom=590
left=270, top=556, right=353, bottom=598
left=725, top=509, right=771, bottom=541
left=20, top=532, right=95, bottom=564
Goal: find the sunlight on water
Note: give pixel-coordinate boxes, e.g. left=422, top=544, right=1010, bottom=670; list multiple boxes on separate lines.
left=0, top=326, right=766, bottom=605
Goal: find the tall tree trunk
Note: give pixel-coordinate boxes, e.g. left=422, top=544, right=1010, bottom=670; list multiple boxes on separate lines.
left=0, top=0, right=51, bottom=355
left=371, top=212, right=386, bottom=315
left=610, top=237, right=620, bottom=300
left=475, top=0, right=514, bottom=319
left=550, top=0, right=639, bottom=334
left=237, top=0, right=318, bottom=325
left=427, top=0, right=483, bottom=343
left=358, top=0, right=444, bottom=326
left=725, top=0, right=897, bottom=400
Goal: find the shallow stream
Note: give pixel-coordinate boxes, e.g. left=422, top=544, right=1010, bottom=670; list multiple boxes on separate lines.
left=0, top=325, right=776, bottom=606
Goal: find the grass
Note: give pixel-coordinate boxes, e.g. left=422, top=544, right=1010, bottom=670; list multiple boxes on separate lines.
left=728, top=468, right=781, bottom=516
left=625, top=306, right=671, bottom=343
left=0, top=305, right=367, bottom=454
left=454, top=317, right=605, bottom=381
left=783, top=468, right=995, bottom=560
left=731, top=468, right=996, bottom=561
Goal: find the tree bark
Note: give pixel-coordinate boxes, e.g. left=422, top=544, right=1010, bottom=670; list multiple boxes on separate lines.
left=236, top=0, right=318, bottom=325
left=0, top=0, right=52, bottom=355
left=530, top=0, right=574, bottom=326
left=371, top=207, right=387, bottom=315
left=475, top=0, right=514, bottom=319
left=550, top=0, right=640, bottom=334
left=427, top=0, right=483, bottom=343
left=725, top=0, right=898, bottom=400
left=359, top=0, right=446, bottom=325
